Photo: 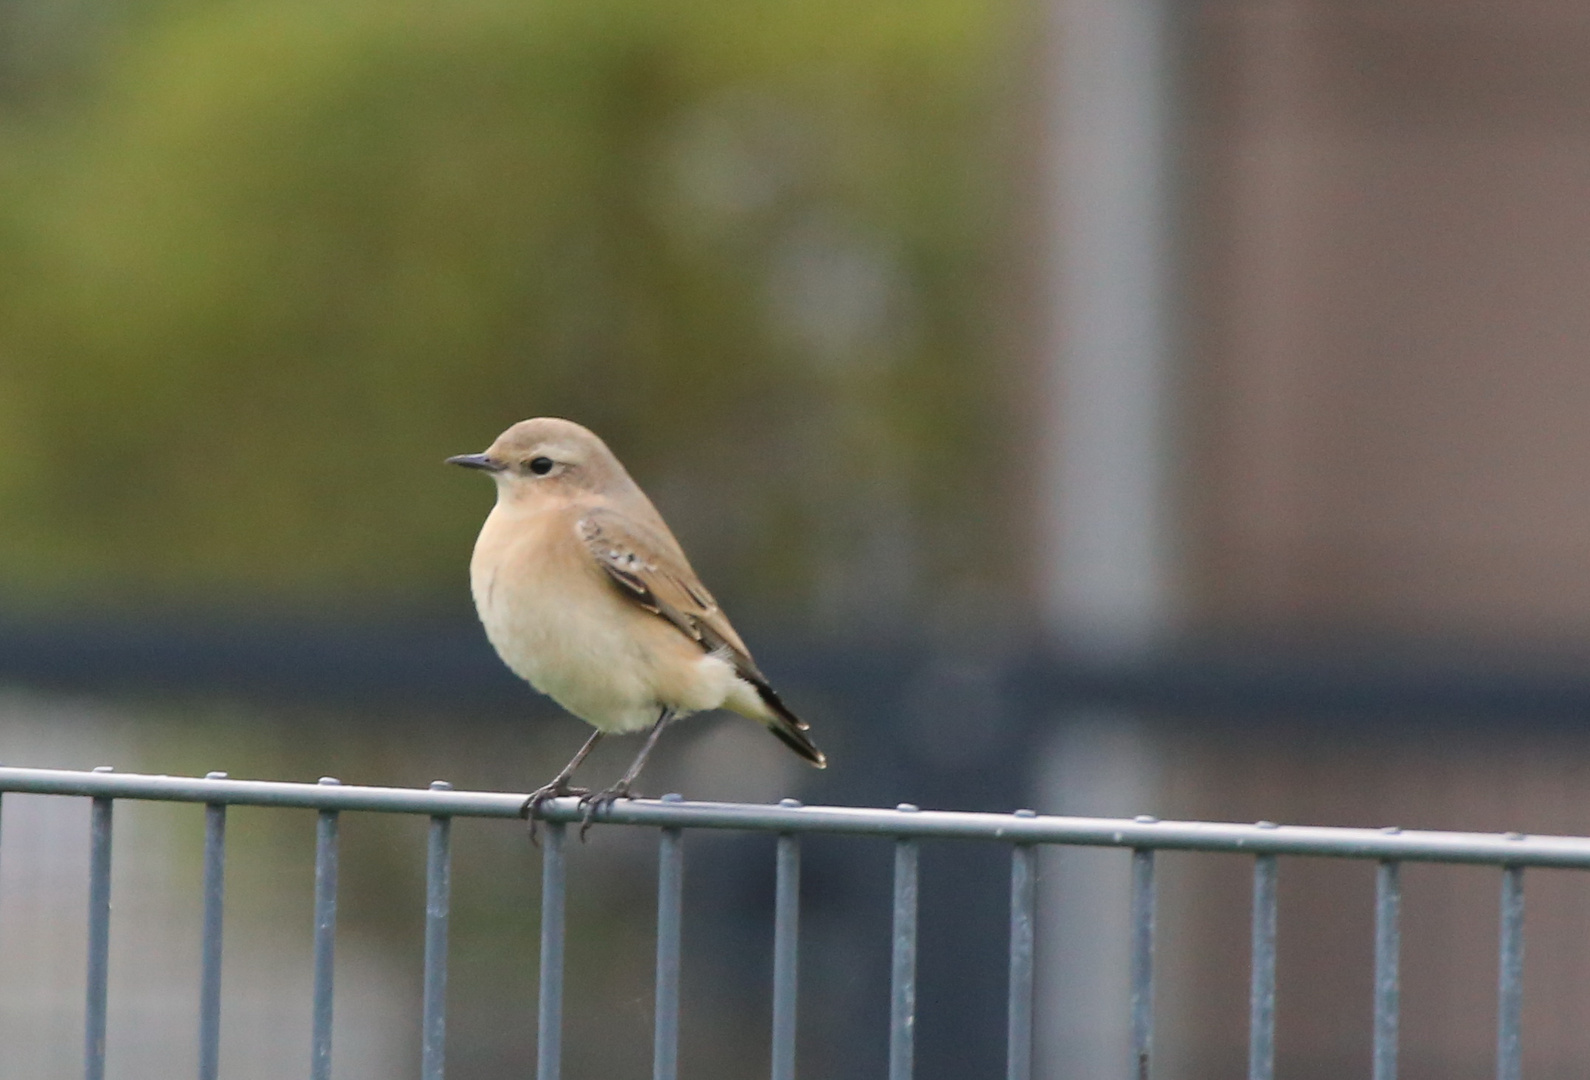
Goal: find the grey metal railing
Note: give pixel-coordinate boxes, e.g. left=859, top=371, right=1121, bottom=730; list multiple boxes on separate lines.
left=0, top=764, right=1572, bottom=1080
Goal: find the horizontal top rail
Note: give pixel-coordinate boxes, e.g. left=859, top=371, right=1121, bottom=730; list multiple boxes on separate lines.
left=0, top=765, right=1581, bottom=868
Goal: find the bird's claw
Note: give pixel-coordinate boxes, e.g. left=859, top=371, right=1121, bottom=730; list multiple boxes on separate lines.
left=521, top=781, right=589, bottom=845
left=577, top=783, right=637, bottom=840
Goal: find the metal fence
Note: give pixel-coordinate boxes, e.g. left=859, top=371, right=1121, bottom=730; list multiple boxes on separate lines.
left=0, top=765, right=1578, bottom=1080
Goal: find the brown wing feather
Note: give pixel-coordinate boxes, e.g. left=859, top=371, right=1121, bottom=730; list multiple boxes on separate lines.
left=577, top=510, right=748, bottom=661
left=577, top=509, right=825, bottom=766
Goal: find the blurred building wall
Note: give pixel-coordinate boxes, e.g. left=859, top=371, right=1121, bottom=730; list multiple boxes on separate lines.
left=1139, top=3, right=1590, bottom=1077
left=1186, top=0, right=1590, bottom=640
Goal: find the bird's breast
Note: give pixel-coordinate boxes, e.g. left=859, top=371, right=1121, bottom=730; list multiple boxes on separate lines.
left=468, top=504, right=735, bottom=732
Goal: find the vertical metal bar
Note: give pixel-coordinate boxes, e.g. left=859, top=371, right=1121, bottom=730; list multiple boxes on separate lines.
left=85, top=787, right=113, bottom=1080
left=1373, top=859, right=1401, bottom=1080
left=536, top=821, right=567, bottom=1080
left=199, top=774, right=228, bottom=1080
left=311, top=778, right=340, bottom=1080
left=422, top=781, right=454, bottom=1080
left=1006, top=834, right=1038, bottom=1080
left=654, top=796, right=685, bottom=1080
left=771, top=820, right=801, bottom=1080
left=1248, top=854, right=1278, bottom=1080
left=1497, top=865, right=1525, bottom=1080
left=1130, top=847, right=1157, bottom=1080
left=889, top=809, right=920, bottom=1080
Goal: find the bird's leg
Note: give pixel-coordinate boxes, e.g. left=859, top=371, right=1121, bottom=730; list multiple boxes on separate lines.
left=579, top=708, right=675, bottom=838
left=522, top=729, right=603, bottom=844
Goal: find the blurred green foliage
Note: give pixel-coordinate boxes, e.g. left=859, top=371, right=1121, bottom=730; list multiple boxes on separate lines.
left=0, top=0, right=1026, bottom=628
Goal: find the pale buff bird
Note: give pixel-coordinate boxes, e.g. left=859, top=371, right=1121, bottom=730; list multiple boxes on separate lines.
left=448, top=417, right=826, bottom=829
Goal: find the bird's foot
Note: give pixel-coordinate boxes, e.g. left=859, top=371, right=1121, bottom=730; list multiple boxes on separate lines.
left=521, top=780, right=590, bottom=845
left=577, top=782, right=638, bottom=840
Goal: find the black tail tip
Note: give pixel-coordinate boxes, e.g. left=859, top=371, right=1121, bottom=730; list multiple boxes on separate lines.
left=767, top=720, right=827, bottom=768
left=754, top=682, right=826, bottom=767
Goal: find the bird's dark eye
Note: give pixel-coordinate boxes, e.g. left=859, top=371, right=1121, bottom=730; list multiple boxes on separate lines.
left=528, top=456, right=554, bottom=475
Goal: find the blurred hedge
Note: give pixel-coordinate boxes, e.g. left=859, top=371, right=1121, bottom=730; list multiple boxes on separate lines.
left=0, top=0, right=1027, bottom=630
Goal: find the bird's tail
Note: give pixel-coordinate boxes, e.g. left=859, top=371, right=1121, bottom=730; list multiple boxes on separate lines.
left=753, top=683, right=827, bottom=768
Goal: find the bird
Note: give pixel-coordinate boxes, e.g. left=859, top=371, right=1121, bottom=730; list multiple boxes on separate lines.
left=448, top=417, right=826, bottom=833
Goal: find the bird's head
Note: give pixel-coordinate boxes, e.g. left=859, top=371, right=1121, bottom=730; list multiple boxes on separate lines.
left=447, top=417, right=632, bottom=504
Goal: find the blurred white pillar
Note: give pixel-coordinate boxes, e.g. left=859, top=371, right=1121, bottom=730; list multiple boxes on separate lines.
left=1035, top=718, right=1162, bottom=1080
left=1038, top=0, right=1176, bottom=652
left=1034, top=0, right=1179, bottom=1075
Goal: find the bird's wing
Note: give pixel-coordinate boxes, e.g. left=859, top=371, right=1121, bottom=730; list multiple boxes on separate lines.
left=576, top=507, right=758, bottom=674
left=576, top=506, right=825, bottom=765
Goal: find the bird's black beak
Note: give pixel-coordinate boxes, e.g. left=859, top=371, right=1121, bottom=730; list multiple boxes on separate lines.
left=446, top=453, right=506, bottom=472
